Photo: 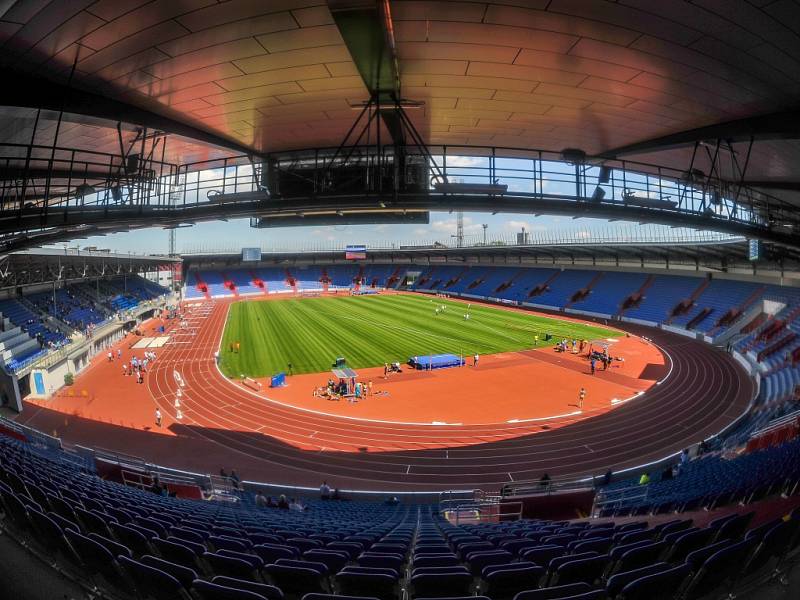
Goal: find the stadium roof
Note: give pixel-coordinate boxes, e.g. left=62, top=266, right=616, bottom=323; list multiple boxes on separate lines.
left=1, top=1, right=799, bottom=209
left=0, top=249, right=177, bottom=290
left=180, top=236, right=800, bottom=271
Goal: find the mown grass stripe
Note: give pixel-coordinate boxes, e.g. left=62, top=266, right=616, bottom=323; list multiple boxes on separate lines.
left=220, top=294, right=620, bottom=377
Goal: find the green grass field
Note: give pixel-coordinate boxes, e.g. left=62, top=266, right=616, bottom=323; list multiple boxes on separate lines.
left=219, top=294, right=620, bottom=377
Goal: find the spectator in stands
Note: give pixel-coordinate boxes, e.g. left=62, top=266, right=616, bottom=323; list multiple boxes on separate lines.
left=332, top=488, right=342, bottom=500
left=229, top=469, right=241, bottom=489
left=603, top=470, right=613, bottom=485
left=277, top=495, right=289, bottom=509
left=254, top=490, right=269, bottom=508
left=680, top=448, right=690, bottom=469
left=661, top=465, right=674, bottom=481
left=149, top=476, right=166, bottom=496
left=320, top=480, right=331, bottom=499
left=698, top=439, right=710, bottom=455
left=385, top=496, right=399, bottom=506
left=220, top=468, right=228, bottom=480
left=289, top=497, right=306, bottom=512
left=639, top=472, right=651, bottom=485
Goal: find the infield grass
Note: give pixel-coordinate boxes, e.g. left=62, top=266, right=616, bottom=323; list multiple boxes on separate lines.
left=219, top=293, right=621, bottom=377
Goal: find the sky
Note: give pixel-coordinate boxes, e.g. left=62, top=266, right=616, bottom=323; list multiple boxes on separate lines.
left=56, top=154, right=736, bottom=255
left=72, top=213, right=635, bottom=255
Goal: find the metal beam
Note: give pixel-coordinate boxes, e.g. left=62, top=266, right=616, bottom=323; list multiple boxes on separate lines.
left=742, top=180, right=800, bottom=192
left=3, top=189, right=799, bottom=253
left=330, top=0, right=400, bottom=100
left=330, top=0, right=405, bottom=143
left=598, top=108, right=800, bottom=158
left=0, top=68, right=258, bottom=157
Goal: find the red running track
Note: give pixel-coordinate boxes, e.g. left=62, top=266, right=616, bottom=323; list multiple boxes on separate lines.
left=20, top=298, right=754, bottom=492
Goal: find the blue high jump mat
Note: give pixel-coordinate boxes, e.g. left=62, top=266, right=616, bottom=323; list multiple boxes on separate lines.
left=409, top=354, right=465, bottom=370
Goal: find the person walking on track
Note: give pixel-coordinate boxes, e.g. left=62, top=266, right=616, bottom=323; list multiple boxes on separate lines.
left=578, top=387, right=586, bottom=410
left=155, top=408, right=162, bottom=428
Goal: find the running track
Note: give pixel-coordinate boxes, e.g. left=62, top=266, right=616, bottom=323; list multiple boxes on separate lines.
left=130, top=299, right=754, bottom=491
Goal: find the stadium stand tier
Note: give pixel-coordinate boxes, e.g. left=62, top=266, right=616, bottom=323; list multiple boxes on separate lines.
left=0, top=275, right=170, bottom=373
left=1, top=428, right=799, bottom=600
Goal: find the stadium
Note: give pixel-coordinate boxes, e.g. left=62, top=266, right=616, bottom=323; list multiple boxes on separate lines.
left=0, top=1, right=799, bottom=599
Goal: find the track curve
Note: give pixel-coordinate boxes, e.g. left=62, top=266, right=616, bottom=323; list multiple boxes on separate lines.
left=138, top=298, right=753, bottom=491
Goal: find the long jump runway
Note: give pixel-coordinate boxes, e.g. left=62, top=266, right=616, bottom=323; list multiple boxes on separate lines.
left=20, top=298, right=753, bottom=491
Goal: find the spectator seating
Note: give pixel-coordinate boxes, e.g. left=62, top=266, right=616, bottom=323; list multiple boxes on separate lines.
left=0, top=298, right=69, bottom=371
left=2, top=431, right=799, bottom=600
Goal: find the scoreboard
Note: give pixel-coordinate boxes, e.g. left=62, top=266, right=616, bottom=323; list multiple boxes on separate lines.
left=345, top=245, right=367, bottom=260
left=242, top=247, right=262, bottom=262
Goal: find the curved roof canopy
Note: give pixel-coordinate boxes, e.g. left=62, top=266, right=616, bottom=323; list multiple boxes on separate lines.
left=0, top=0, right=799, bottom=201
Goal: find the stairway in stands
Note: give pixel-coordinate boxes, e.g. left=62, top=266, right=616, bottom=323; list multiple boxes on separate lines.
left=707, top=285, right=766, bottom=337
left=494, top=269, right=528, bottom=294
left=353, top=266, right=365, bottom=291
left=617, top=274, right=655, bottom=316
left=443, top=267, right=469, bottom=290
left=385, top=266, right=403, bottom=289
left=564, top=272, right=604, bottom=309
left=528, top=270, right=561, bottom=298
left=250, top=271, right=268, bottom=295
left=285, top=268, right=297, bottom=294
left=221, top=272, right=239, bottom=297
left=321, top=268, right=331, bottom=293
left=666, top=276, right=710, bottom=325
left=193, top=272, right=211, bottom=300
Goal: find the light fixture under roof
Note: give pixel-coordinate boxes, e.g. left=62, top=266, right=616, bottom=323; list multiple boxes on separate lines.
left=348, top=99, right=425, bottom=109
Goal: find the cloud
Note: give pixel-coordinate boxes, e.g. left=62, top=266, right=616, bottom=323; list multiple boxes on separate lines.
left=430, top=215, right=483, bottom=234
left=503, top=220, right=547, bottom=232
left=412, top=228, right=429, bottom=236
left=436, top=155, right=486, bottom=168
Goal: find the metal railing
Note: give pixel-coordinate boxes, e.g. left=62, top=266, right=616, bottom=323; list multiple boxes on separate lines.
left=439, top=489, right=522, bottom=523
left=591, top=484, right=650, bottom=517
left=0, top=415, right=62, bottom=452
left=180, top=225, right=742, bottom=256
left=500, top=474, right=597, bottom=498
left=1, top=142, right=797, bottom=250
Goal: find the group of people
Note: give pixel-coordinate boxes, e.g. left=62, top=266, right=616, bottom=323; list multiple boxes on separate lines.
left=556, top=338, right=587, bottom=354
left=112, top=348, right=157, bottom=384
left=314, top=378, right=374, bottom=402
left=383, top=362, right=402, bottom=377
left=219, top=468, right=242, bottom=490
left=254, top=491, right=307, bottom=511
left=320, top=480, right=343, bottom=501
left=589, top=348, right=617, bottom=375
left=639, top=443, right=708, bottom=486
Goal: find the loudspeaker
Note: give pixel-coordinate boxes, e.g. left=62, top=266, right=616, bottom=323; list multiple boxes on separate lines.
left=598, top=166, right=612, bottom=183
left=126, top=153, right=139, bottom=174
left=591, top=186, right=606, bottom=202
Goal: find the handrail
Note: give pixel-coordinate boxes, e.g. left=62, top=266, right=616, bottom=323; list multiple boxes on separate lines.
left=2, top=142, right=798, bottom=253
left=750, top=409, right=800, bottom=438
left=591, top=484, right=649, bottom=517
